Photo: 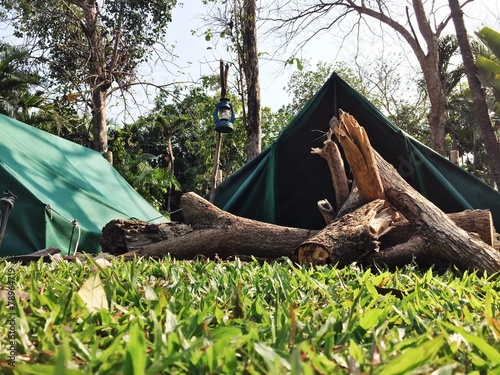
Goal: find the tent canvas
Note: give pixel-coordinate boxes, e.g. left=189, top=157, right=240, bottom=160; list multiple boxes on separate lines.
left=213, top=72, right=500, bottom=231
left=0, top=114, right=167, bottom=257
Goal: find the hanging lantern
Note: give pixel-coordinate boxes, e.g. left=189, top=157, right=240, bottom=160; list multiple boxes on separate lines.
left=213, top=98, right=235, bottom=133
left=0, top=190, right=16, bottom=249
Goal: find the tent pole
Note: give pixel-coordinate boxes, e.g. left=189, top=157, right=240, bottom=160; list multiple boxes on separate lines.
left=209, top=132, right=223, bottom=203
left=0, top=190, right=16, bottom=249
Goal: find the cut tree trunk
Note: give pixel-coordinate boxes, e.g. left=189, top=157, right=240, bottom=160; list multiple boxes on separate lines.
left=295, top=199, right=396, bottom=267
left=121, top=192, right=317, bottom=260
left=100, top=220, right=193, bottom=255
left=99, top=111, right=499, bottom=273
left=381, top=209, right=495, bottom=248
left=364, top=209, right=497, bottom=269
left=375, top=150, right=500, bottom=273
left=363, top=235, right=433, bottom=268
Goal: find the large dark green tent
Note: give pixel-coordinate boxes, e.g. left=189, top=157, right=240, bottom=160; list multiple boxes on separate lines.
left=213, top=72, right=500, bottom=231
left=0, top=114, right=167, bottom=257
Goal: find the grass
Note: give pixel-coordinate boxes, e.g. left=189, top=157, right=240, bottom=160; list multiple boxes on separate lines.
left=0, top=256, right=499, bottom=374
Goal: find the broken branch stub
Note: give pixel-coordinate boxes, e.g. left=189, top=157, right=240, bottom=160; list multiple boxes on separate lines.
left=333, top=111, right=385, bottom=204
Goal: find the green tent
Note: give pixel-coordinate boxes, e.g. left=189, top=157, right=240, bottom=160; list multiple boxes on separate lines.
left=0, top=114, right=167, bottom=257
left=213, top=72, right=500, bottom=231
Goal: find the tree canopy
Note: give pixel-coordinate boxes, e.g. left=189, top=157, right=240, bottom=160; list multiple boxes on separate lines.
left=0, top=0, right=177, bottom=153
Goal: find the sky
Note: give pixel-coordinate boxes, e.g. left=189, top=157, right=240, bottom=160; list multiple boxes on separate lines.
left=122, top=0, right=500, bottom=123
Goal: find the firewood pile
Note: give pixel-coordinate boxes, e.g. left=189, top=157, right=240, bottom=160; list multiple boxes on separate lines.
left=101, top=111, right=500, bottom=274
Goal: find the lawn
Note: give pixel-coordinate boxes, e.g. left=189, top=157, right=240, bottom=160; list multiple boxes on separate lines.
left=0, top=256, right=499, bottom=374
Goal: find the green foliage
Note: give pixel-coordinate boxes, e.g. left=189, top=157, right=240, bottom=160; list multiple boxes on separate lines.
left=0, top=0, right=178, bottom=143
left=438, top=35, right=465, bottom=96
left=475, top=26, right=500, bottom=119
left=0, top=258, right=499, bottom=374
left=108, top=81, right=250, bottom=211
left=261, top=106, right=289, bottom=149
left=285, top=57, right=304, bottom=71
left=281, top=60, right=334, bottom=118
left=0, top=0, right=177, bottom=76
left=0, top=42, right=96, bottom=146
left=0, top=43, right=46, bottom=120
left=110, top=122, right=180, bottom=215
left=142, top=83, right=247, bottom=196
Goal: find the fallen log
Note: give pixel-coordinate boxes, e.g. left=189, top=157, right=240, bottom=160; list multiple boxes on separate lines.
left=295, top=199, right=396, bottom=266
left=122, top=192, right=317, bottom=260
left=364, top=211, right=496, bottom=269
left=375, top=151, right=500, bottom=273
left=381, top=209, right=495, bottom=248
left=363, top=235, right=434, bottom=268
left=101, top=220, right=192, bottom=255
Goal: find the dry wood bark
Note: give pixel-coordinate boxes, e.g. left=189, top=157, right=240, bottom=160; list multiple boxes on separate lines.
left=375, top=151, right=500, bottom=273
left=363, top=235, right=433, bottom=268
left=295, top=199, right=396, bottom=267
left=123, top=192, right=317, bottom=260
left=364, top=210, right=496, bottom=269
left=100, top=220, right=192, bottom=255
left=306, top=110, right=500, bottom=273
left=317, top=199, right=335, bottom=224
left=311, top=135, right=350, bottom=211
left=333, top=111, right=385, bottom=204
left=100, top=109, right=499, bottom=273
left=381, top=209, right=495, bottom=248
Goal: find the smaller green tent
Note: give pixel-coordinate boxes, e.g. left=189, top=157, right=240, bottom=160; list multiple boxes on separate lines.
left=0, top=114, right=167, bottom=257
left=213, top=72, right=500, bottom=231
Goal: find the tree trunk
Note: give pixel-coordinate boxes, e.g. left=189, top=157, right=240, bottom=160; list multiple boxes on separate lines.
left=100, top=220, right=193, bottom=255
left=333, top=111, right=385, bottom=203
left=91, top=88, right=108, bottom=153
left=375, top=151, right=500, bottom=273
left=341, top=0, right=448, bottom=155
left=312, top=111, right=500, bottom=273
left=448, top=0, right=500, bottom=188
left=99, top=110, right=500, bottom=272
left=380, top=209, right=495, bottom=248
left=242, top=0, right=261, bottom=161
left=363, top=235, right=434, bottom=268
left=127, top=192, right=317, bottom=260
left=78, top=0, right=111, bottom=154
left=422, top=63, right=447, bottom=155
left=412, top=0, right=447, bottom=155
left=295, top=199, right=396, bottom=267
left=166, top=136, right=175, bottom=212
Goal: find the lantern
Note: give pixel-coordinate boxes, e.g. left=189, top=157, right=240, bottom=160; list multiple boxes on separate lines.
left=0, top=190, right=16, bottom=249
left=213, top=98, right=235, bottom=133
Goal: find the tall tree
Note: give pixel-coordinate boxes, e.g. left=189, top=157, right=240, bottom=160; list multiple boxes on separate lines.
left=267, top=0, right=463, bottom=155
left=241, top=0, right=261, bottom=161
left=0, top=0, right=177, bottom=154
left=448, top=0, right=500, bottom=188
